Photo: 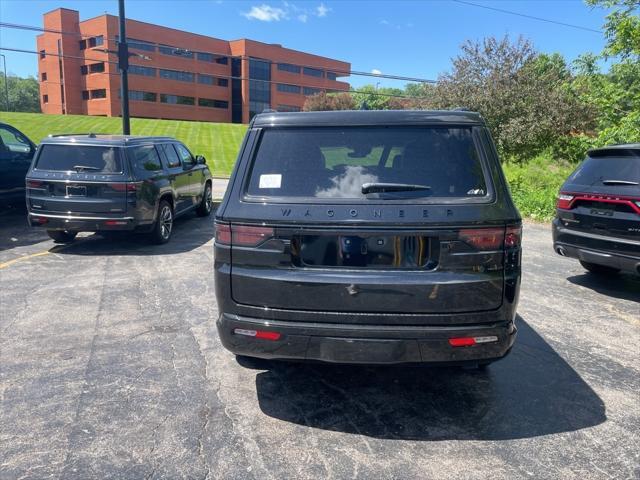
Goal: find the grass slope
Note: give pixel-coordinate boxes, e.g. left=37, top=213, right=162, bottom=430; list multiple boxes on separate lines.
left=0, top=111, right=247, bottom=176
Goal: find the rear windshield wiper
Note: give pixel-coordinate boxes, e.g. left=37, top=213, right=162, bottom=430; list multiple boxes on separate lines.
left=602, top=179, right=639, bottom=186
left=72, top=165, right=101, bottom=172
left=362, top=182, right=431, bottom=194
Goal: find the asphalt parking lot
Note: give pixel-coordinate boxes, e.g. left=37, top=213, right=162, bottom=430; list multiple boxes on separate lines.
left=1, top=206, right=638, bottom=479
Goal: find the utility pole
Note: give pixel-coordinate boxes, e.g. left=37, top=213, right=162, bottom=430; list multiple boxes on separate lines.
left=0, top=54, right=10, bottom=111
left=118, top=0, right=130, bottom=135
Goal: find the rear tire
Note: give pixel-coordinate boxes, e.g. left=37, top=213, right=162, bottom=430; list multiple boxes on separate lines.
left=579, top=260, right=620, bottom=276
left=150, top=200, right=173, bottom=244
left=47, top=230, right=77, bottom=244
left=196, top=182, right=213, bottom=217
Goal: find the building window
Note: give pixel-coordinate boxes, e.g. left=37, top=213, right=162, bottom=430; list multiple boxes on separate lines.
left=41, top=72, right=47, bottom=81
left=90, top=89, right=107, bottom=99
left=39, top=50, right=46, bottom=59
left=303, top=67, right=324, bottom=78
left=196, top=52, right=227, bottom=64
left=249, top=58, right=271, bottom=119
left=129, top=90, right=157, bottom=102
left=277, top=104, right=301, bottom=112
left=218, top=78, right=228, bottom=87
left=42, top=94, right=49, bottom=104
left=127, top=38, right=155, bottom=52
left=129, top=65, right=156, bottom=77
left=80, top=36, right=103, bottom=50
left=82, top=90, right=89, bottom=100
left=327, top=72, right=338, bottom=81
left=303, top=87, right=322, bottom=96
left=79, top=39, right=87, bottom=50
left=81, top=65, right=88, bottom=75
left=160, top=94, right=195, bottom=105
left=277, top=63, right=300, bottom=74
left=277, top=83, right=301, bottom=94
left=216, top=56, right=229, bottom=65
left=90, top=63, right=105, bottom=73
left=198, top=74, right=214, bottom=85
left=198, top=98, right=228, bottom=109
left=159, top=69, right=194, bottom=82
left=159, top=45, right=194, bottom=59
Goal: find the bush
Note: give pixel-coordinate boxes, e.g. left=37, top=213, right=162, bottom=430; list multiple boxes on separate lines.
left=503, top=153, right=576, bottom=221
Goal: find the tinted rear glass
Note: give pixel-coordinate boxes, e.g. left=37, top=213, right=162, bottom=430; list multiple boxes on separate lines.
left=568, top=155, right=640, bottom=187
left=246, top=127, right=487, bottom=199
left=35, top=144, right=122, bottom=173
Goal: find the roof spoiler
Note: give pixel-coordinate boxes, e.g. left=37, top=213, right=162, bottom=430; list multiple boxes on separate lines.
left=48, top=133, right=97, bottom=138
left=588, top=147, right=640, bottom=158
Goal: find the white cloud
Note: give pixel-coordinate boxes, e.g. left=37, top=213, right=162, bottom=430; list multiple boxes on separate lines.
left=298, top=13, right=308, bottom=22
left=316, top=3, right=330, bottom=17
left=371, top=69, right=382, bottom=75
left=243, top=4, right=288, bottom=21
left=379, top=19, right=389, bottom=25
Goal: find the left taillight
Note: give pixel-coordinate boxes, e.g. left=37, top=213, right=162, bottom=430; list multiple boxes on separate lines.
left=556, top=193, right=574, bottom=210
left=458, top=228, right=505, bottom=251
left=214, top=223, right=274, bottom=247
left=108, top=182, right=137, bottom=192
left=26, top=179, right=44, bottom=189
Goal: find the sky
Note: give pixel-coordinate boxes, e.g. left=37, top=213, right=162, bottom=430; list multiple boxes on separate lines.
left=0, top=0, right=611, bottom=89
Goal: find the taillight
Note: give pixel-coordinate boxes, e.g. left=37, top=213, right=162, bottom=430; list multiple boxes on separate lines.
left=234, top=328, right=281, bottom=341
left=215, top=223, right=275, bottom=247
left=26, top=180, right=44, bottom=188
left=459, top=228, right=505, bottom=250
left=108, top=183, right=137, bottom=192
left=557, top=193, right=574, bottom=209
left=505, top=225, right=522, bottom=249
left=449, top=335, right=498, bottom=347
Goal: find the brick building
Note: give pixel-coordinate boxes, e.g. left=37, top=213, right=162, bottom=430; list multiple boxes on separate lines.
left=37, top=8, right=350, bottom=123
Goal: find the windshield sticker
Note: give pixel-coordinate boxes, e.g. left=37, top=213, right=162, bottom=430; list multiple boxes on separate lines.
left=259, top=174, right=282, bottom=189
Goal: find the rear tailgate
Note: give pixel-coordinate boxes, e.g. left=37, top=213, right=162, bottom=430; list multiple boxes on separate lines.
left=227, top=223, right=507, bottom=316
left=27, top=144, right=129, bottom=214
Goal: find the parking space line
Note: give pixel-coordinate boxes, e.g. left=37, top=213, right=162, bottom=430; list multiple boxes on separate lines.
left=0, top=251, right=51, bottom=269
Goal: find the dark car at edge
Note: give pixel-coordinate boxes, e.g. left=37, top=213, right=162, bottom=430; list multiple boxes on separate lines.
left=553, top=144, right=640, bottom=276
left=214, top=110, right=522, bottom=367
left=25, top=134, right=213, bottom=244
left=0, top=122, right=37, bottom=207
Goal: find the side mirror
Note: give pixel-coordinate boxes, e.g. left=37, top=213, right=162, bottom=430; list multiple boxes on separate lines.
left=195, top=155, right=206, bottom=165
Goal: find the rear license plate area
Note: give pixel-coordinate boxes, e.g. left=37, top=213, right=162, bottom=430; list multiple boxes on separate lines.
left=66, top=185, right=87, bottom=197
left=292, top=234, right=436, bottom=269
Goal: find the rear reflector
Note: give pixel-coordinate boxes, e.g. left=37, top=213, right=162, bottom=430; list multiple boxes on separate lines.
left=233, top=328, right=281, bottom=341
left=104, top=220, right=128, bottom=226
left=459, top=228, right=505, bottom=250
left=33, top=216, right=48, bottom=224
left=449, top=335, right=498, bottom=347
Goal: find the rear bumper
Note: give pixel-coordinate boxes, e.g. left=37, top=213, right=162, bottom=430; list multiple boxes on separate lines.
left=28, top=211, right=138, bottom=232
left=217, top=313, right=516, bottom=365
left=552, top=219, right=640, bottom=274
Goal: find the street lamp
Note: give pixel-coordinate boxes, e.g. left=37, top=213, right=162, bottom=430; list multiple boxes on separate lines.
left=0, top=53, right=10, bottom=111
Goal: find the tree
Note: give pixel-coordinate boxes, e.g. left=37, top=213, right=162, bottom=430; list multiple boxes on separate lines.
left=303, top=91, right=355, bottom=111
left=0, top=74, right=41, bottom=113
left=586, top=0, right=640, bottom=59
left=350, top=85, right=404, bottom=110
left=427, top=35, right=594, bottom=160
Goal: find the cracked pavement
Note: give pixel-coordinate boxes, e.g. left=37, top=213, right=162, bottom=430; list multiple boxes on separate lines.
left=1, top=206, right=638, bottom=479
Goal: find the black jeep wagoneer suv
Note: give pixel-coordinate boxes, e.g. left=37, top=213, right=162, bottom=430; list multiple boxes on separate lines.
left=214, top=110, right=522, bottom=366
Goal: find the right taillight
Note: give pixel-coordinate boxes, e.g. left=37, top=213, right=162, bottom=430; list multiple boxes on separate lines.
left=214, top=223, right=274, bottom=247
left=557, top=193, right=574, bottom=209
left=504, top=225, right=522, bottom=249
left=459, top=228, right=505, bottom=250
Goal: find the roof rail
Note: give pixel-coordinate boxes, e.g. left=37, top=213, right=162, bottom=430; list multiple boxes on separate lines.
left=261, top=108, right=277, bottom=114
left=48, top=132, right=97, bottom=138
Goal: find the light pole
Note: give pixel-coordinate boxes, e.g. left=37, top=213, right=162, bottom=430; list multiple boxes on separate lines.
left=0, top=54, right=10, bottom=111
left=118, top=0, right=130, bottom=135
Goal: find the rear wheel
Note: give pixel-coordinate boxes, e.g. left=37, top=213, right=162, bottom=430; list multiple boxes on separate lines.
left=47, top=230, right=77, bottom=244
left=150, top=200, right=173, bottom=244
left=579, top=260, right=620, bottom=276
left=196, top=182, right=213, bottom=217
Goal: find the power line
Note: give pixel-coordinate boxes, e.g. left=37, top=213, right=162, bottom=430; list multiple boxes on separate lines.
left=0, top=46, right=431, bottom=100
left=0, top=21, right=436, bottom=84
left=451, top=0, right=602, bottom=34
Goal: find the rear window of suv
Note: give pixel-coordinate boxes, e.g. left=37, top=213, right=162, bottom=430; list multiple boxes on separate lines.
left=568, top=153, right=640, bottom=187
left=35, top=144, right=122, bottom=173
left=246, top=127, right=488, bottom=200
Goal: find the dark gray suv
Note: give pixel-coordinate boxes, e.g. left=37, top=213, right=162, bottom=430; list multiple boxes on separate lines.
left=214, top=110, right=522, bottom=367
left=25, top=134, right=213, bottom=244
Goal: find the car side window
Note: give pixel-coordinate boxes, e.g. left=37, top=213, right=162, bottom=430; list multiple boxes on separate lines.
left=175, top=143, right=195, bottom=167
left=0, top=125, right=33, bottom=161
left=127, top=145, right=162, bottom=179
left=159, top=143, right=182, bottom=169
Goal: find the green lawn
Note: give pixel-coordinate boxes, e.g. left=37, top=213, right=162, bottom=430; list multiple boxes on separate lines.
left=0, top=111, right=247, bottom=176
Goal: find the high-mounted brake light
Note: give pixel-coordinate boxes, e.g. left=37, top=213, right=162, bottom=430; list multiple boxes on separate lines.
left=449, top=335, right=498, bottom=347
left=234, top=328, right=281, bottom=341
left=557, top=193, right=574, bottom=210
left=459, top=228, right=505, bottom=250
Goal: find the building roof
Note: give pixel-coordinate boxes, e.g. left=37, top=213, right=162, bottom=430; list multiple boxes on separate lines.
left=41, top=134, right=176, bottom=146
left=251, top=109, right=485, bottom=127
